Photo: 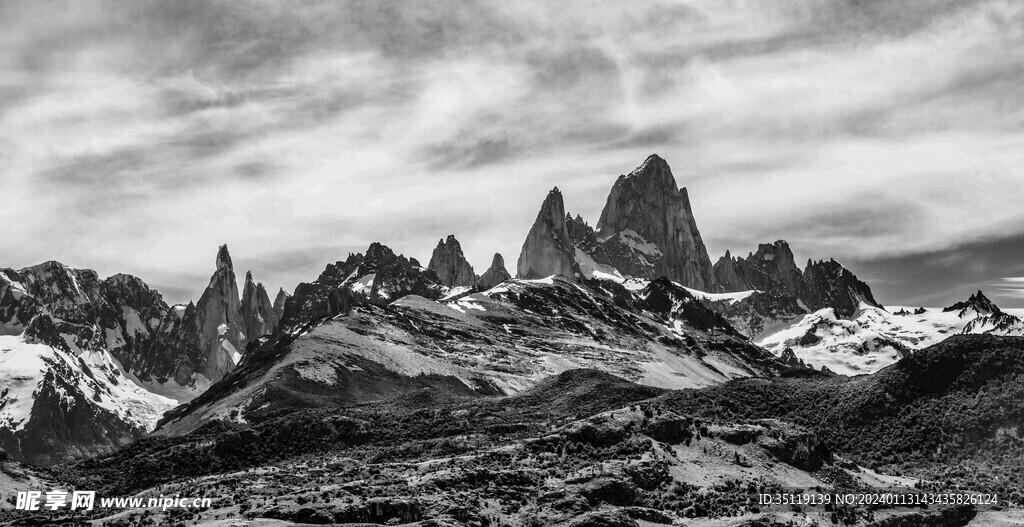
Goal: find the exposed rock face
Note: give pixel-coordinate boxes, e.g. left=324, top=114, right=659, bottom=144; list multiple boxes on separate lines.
left=715, top=241, right=802, bottom=295
left=281, top=242, right=444, bottom=329
left=0, top=261, right=181, bottom=465
left=945, top=290, right=1024, bottom=335
left=705, top=241, right=882, bottom=337
left=712, top=250, right=746, bottom=292
left=193, top=245, right=246, bottom=382
left=517, top=187, right=578, bottom=279
left=595, top=155, right=716, bottom=290
left=241, top=271, right=277, bottom=346
left=427, top=235, right=476, bottom=287
left=272, top=288, right=290, bottom=326
left=801, top=258, right=881, bottom=317
left=943, top=290, right=999, bottom=316
left=477, top=253, right=511, bottom=289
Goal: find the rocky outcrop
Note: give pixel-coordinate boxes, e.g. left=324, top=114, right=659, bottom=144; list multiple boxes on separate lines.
left=477, top=253, right=511, bottom=289
left=241, top=271, right=277, bottom=346
left=281, top=242, right=445, bottom=329
left=272, top=288, right=290, bottom=327
left=712, top=250, right=748, bottom=292
left=801, top=258, right=881, bottom=317
left=0, top=261, right=183, bottom=465
left=517, top=187, right=578, bottom=279
left=716, top=241, right=802, bottom=295
left=595, top=155, right=716, bottom=290
left=943, top=290, right=998, bottom=316
left=192, top=245, right=246, bottom=382
left=706, top=241, right=882, bottom=334
left=945, top=291, right=1024, bottom=335
left=427, top=235, right=476, bottom=287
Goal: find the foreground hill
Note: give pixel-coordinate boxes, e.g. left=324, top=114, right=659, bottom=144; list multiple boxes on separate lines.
left=661, top=334, right=1024, bottom=500
left=47, top=349, right=1013, bottom=526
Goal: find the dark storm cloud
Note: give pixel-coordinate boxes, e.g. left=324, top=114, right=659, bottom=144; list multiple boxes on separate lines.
left=847, top=232, right=1024, bottom=308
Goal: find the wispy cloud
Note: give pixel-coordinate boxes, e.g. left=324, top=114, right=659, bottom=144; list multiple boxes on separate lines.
left=992, top=277, right=1024, bottom=300
left=1, top=0, right=1022, bottom=306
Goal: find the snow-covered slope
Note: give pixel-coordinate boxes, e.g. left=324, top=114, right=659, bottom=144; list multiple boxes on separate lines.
left=0, top=262, right=186, bottom=465
left=755, top=292, right=1024, bottom=375
left=0, top=334, right=175, bottom=434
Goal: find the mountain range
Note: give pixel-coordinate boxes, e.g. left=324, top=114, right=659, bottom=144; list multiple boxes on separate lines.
left=0, top=154, right=1021, bottom=525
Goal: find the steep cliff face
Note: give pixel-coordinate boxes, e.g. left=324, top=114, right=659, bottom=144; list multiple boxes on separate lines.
left=716, top=241, right=803, bottom=295
left=241, top=271, right=277, bottom=346
left=800, top=258, right=881, bottom=317
left=516, top=188, right=578, bottom=279
left=595, top=155, right=716, bottom=290
left=272, top=288, right=290, bottom=327
left=0, top=261, right=179, bottom=465
left=712, top=250, right=749, bottom=292
left=427, top=235, right=476, bottom=288
left=193, top=245, right=246, bottom=382
left=477, top=253, right=511, bottom=289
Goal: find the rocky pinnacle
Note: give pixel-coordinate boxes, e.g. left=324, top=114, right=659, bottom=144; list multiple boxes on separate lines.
left=517, top=187, right=578, bottom=279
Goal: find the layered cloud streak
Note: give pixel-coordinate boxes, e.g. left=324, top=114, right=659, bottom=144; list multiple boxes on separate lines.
left=1, top=0, right=1021, bottom=306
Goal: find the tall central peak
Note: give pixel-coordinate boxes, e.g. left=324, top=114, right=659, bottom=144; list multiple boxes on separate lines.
left=625, top=154, right=674, bottom=187
left=194, top=245, right=245, bottom=382
left=594, top=155, right=716, bottom=290
left=216, top=244, right=233, bottom=271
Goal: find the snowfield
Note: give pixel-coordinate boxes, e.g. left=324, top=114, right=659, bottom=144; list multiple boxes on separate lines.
left=757, top=303, right=1024, bottom=375
left=0, top=334, right=176, bottom=433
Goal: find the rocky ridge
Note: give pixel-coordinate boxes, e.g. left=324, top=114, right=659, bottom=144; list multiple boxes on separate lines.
left=280, top=242, right=445, bottom=329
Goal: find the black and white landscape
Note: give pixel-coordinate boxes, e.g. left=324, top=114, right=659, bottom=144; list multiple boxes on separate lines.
left=2, top=2, right=1024, bottom=527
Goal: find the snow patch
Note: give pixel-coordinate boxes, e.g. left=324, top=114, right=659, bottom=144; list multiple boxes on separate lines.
left=122, top=307, right=148, bottom=337
left=350, top=273, right=376, bottom=294
left=574, top=248, right=625, bottom=283
left=682, top=286, right=758, bottom=304
left=617, top=229, right=662, bottom=257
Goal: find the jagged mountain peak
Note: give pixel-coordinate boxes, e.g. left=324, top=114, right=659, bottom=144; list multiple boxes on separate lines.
left=478, top=252, right=512, bottom=289
left=365, top=241, right=397, bottom=262
left=517, top=187, right=576, bottom=280
left=282, top=242, right=445, bottom=328
left=593, top=155, right=716, bottom=290
left=428, top=234, right=475, bottom=288
left=241, top=271, right=277, bottom=348
left=625, top=153, right=671, bottom=181
left=801, top=258, right=882, bottom=316
left=216, top=244, right=233, bottom=271
left=105, top=272, right=148, bottom=287
left=943, top=289, right=1000, bottom=316
left=611, top=154, right=683, bottom=202
left=755, top=240, right=795, bottom=259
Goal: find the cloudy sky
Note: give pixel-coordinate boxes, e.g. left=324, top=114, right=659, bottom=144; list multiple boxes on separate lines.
left=2, top=0, right=1023, bottom=307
